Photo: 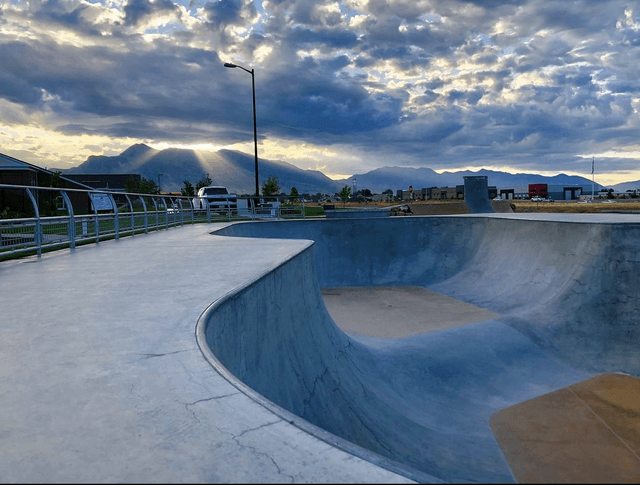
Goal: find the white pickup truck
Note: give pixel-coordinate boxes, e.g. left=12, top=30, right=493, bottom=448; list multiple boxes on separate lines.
left=193, top=186, right=237, bottom=210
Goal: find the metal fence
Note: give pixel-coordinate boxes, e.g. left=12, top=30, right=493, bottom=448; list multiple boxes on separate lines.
left=0, top=184, right=306, bottom=259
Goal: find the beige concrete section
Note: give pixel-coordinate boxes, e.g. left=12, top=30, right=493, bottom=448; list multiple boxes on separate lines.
left=490, top=373, right=640, bottom=483
left=570, top=373, right=640, bottom=456
left=321, top=286, right=500, bottom=338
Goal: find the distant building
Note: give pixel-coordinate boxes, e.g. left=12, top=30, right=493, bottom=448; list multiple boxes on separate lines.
left=526, top=183, right=588, bottom=200
left=548, top=184, right=584, bottom=201
left=528, top=184, right=548, bottom=199
left=0, top=152, right=92, bottom=214
left=63, top=174, right=141, bottom=192
left=498, top=188, right=515, bottom=200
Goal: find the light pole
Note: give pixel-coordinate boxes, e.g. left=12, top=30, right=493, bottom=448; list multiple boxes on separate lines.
left=224, top=62, right=259, bottom=197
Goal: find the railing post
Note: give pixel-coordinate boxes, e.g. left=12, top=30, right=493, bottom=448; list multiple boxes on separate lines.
left=177, top=198, right=185, bottom=225
left=60, top=190, right=75, bottom=249
left=90, top=195, right=100, bottom=243
left=151, top=197, right=159, bottom=229
left=160, top=197, right=169, bottom=229
left=137, top=195, right=147, bottom=234
left=25, top=187, right=41, bottom=257
left=125, top=194, right=135, bottom=235
left=107, top=193, right=119, bottom=240
left=188, top=198, right=195, bottom=224
left=302, top=197, right=305, bottom=219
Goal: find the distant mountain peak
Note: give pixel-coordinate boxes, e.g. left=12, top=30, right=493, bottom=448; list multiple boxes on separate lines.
left=120, top=143, right=155, bottom=160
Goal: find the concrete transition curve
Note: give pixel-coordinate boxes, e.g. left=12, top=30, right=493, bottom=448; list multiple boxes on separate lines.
left=198, top=215, right=640, bottom=483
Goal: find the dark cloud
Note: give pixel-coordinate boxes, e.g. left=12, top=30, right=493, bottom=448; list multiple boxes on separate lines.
left=123, top=0, right=178, bottom=26
left=287, top=26, right=359, bottom=48
left=202, top=0, right=256, bottom=28
left=1, top=0, right=640, bottom=179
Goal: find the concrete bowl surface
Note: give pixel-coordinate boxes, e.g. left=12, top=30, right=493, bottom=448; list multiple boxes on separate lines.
left=203, top=214, right=640, bottom=482
left=3, top=213, right=640, bottom=483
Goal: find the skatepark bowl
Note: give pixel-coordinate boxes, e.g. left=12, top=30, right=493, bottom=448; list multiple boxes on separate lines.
left=199, top=214, right=640, bottom=483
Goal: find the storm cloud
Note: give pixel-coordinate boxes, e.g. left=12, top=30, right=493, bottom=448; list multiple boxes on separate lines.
left=1, top=0, right=639, bottom=182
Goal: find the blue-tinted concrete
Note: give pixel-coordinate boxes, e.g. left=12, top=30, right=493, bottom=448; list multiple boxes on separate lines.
left=0, top=224, right=413, bottom=483
left=207, top=214, right=640, bottom=481
left=4, top=213, right=640, bottom=483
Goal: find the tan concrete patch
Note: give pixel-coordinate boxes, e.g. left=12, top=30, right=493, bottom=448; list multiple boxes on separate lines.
left=490, top=373, right=640, bottom=483
left=321, top=286, right=500, bottom=338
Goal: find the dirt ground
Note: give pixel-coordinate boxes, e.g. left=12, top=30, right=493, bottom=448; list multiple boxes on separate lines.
left=315, top=199, right=640, bottom=213
left=510, top=199, right=640, bottom=213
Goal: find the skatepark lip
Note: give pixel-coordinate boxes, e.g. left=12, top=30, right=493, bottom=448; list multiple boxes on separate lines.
left=200, top=214, right=640, bottom=482
left=194, top=272, right=436, bottom=484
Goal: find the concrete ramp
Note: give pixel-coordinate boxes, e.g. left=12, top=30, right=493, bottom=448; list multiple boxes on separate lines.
left=464, top=175, right=495, bottom=213
left=203, top=216, right=640, bottom=482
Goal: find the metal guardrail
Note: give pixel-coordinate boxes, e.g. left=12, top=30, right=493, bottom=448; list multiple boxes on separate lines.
left=0, top=184, right=306, bottom=259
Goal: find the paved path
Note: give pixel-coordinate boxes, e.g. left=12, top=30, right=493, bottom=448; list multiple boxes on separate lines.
left=0, top=224, right=411, bottom=483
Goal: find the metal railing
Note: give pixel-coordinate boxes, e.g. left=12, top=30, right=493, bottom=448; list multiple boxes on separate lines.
left=0, top=184, right=307, bottom=259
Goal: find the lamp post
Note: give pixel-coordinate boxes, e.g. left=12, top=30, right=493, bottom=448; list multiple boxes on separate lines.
left=224, top=62, right=259, bottom=197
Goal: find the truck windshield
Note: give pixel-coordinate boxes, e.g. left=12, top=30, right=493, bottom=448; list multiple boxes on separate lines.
left=204, top=188, right=229, bottom=195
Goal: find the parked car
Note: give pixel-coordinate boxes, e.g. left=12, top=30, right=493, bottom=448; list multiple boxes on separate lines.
left=193, top=186, right=237, bottom=210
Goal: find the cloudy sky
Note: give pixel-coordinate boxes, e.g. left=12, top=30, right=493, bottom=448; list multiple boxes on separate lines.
left=1, top=0, right=640, bottom=184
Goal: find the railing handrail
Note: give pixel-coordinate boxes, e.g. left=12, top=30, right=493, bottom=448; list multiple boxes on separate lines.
left=0, top=184, right=308, bottom=260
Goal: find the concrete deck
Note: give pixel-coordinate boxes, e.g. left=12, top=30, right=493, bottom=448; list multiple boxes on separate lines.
left=3, top=213, right=640, bottom=483
left=0, top=224, right=411, bottom=483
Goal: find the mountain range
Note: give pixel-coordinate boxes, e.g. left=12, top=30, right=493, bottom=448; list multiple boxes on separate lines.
left=63, top=144, right=341, bottom=195
left=341, top=166, right=606, bottom=194
left=63, top=144, right=611, bottom=194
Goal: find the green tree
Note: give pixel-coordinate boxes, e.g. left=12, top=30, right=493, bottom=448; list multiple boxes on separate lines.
left=181, top=180, right=195, bottom=197
left=262, top=176, right=280, bottom=196
left=339, top=185, right=351, bottom=207
left=49, top=171, right=63, bottom=188
left=39, top=171, right=64, bottom=217
left=125, top=176, right=137, bottom=193
left=290, top=186, right=299, bottom=198
left=138, top=177, right=160, bottom=194
left=195, top=174, right=212, bottom=192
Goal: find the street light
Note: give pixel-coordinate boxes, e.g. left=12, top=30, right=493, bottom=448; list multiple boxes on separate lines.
left=224, top=62, right=259, bottom=197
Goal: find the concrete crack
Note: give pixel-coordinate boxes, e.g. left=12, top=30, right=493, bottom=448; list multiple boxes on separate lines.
left=201, top=411, right=294, bottom=483
left=180, top=392, right=241, bottom=423
left=138, top=348, right=195, bottom=359
left=236, top=420, right=281, bottom=438
left=233, top=437, right=295, bottom=483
